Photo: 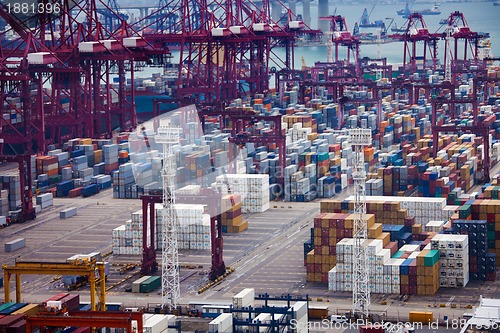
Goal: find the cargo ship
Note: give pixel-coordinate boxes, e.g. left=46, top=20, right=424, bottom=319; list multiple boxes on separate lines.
left=358, top=7, right=386, bottom=29
left=398, top=3, right=441, bottom=18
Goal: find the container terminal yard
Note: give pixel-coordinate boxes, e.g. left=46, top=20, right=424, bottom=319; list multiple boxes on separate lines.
left=1, top=0, right=500, bottom=332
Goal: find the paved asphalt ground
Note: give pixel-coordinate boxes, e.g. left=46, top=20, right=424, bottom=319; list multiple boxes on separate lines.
left=0, top=171, right=499, bottom=331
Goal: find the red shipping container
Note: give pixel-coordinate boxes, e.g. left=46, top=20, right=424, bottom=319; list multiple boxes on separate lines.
left=46, top=293, right=69, bottom=303
left=404, top=216, right=415, bottom=227
left=329, top=246, right=336, bottom=255
left=321, top=273, right=328, bottom=283
left=59, top=294, right=80, bottom=311
left=400, top=285, right=409, bottom=295
left=69, top=187, right=82, bottom=198
left=385, top=242, right=399, bottom=256
left=0, top=315, right=24, bottom=329
left=345, top=229, right=353, bottom=238
left=6, top=320, right=26, bottom=333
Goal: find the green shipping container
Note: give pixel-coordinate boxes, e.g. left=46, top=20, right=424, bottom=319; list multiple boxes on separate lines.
left=140, top=276, right=161, bottom=293
left=424, top=250, right=439, bottom=267
left=0, top=303, right=16, bottom=312
left=392, top=251, right=404, bottom=259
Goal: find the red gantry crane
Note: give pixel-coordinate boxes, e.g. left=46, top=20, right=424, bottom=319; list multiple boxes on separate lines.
left=389, top=13, right=441, bottom=75
left=440, top=11, right=481, bottom=82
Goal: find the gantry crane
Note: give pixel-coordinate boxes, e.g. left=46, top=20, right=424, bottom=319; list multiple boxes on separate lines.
left=318, top=15, right=361, bottom=76
left=139, top=189, right=226, bottom=281
left=3, top=259, right=106, bottom=311
left=156, top=125, right=182, bottom=309
left=440, top=12, right=481, bottom=82
left=349, top=128, right=372, bottom=319
left=388, top=13, right=441, bottom=74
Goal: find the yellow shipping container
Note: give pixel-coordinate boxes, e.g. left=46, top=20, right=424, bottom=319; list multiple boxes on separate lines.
left=12, top=303, right=39, bottom=315
left=409, top=311, right=433, bottom=323
left=79, top=138, right=92, bottom=145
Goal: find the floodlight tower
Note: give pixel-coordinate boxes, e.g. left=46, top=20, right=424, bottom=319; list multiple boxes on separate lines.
left=349, top=128, right=372, bottom=319
left=156, top=125, right=182, bottom=309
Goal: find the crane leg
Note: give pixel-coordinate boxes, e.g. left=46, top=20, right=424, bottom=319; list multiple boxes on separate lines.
left=4, top=271, right=10, bottom=302
left=15, top=274, right=21, bottom=302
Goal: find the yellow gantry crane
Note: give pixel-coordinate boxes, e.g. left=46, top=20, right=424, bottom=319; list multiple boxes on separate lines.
left=2, top=258, right=106, bottom=311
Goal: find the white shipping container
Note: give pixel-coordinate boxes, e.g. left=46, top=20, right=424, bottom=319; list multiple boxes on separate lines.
left=209, top=313, right=232, bottom=333
left=144, top=314, right=169, bottom=333
left=233, top=288, right=255, bottom=308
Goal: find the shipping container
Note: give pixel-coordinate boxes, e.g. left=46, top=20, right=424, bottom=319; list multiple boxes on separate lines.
left=139, top=276, right=161, bottom=293
left=409, top=311, right=433, bottom=323
left=308, top=306, right=328, bottom=320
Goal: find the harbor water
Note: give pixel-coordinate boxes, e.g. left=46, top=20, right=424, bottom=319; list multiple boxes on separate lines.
left=131, top=2, right=499, bottom=81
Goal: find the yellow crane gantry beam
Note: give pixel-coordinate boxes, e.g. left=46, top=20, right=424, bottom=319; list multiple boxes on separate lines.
left=2, top=260, right=106, bottom=311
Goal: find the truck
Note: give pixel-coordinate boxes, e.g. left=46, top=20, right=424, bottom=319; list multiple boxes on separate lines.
left=308, top=305, right=329, bottom=320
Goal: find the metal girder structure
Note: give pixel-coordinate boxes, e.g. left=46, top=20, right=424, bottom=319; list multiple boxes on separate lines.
left=275, top=69, right=307, bottom=106
left=0, top=0, right=164, bottom=153
left=255, top=293, right=308, bottom=302
left=26, top=311, right=143, bottom=333
left=432, top=124, right=491, bottom=184
left=3, top=260, right=106, bottom=311
left=97, top=0, right=129, bottom=32
left=319, top=15, right=361, bottom=77
left=441, top=11, right=481, bottom=81
left=156, top=125, right=182, bottom=309
left=358, top=57, right=393, bottom=80
left=199, top=107, right=286, bottom=186
left=413, top=81, right=477, bottom=120
left=388, top=13, right=441, bottom=74
left=337, top=81, right=385, bottom=130
left=349, top=128, right=372, bottom=319
left=233, top=293, right=309, bottom=333
left=140, top=194, right=163, bottom=275
left=0, top=155, right=35, bottom=222
left=139, top=191, right=227, bottom=281
left=430, top=82, right=494, bottom=183
left=136, top=0, right=299, bottom=108
left=311, top=62, right=359, bottom=83
left=175, top=189, right=226, bottom=281
left=232, top=307, right=297, bottom=332
left=0, top=28, right=46, bottom=154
